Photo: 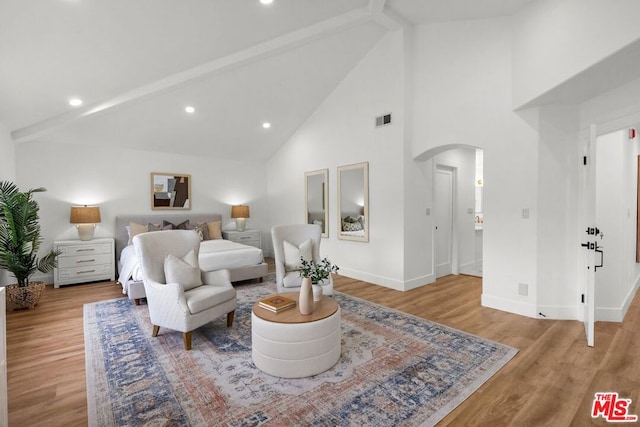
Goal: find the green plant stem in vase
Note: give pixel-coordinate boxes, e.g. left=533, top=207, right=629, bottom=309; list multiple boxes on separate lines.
left=299, top=257, right=339, bottom=284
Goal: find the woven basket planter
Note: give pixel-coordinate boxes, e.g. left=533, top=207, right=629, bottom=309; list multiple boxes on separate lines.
left=6, top=281, right=45, bottom=310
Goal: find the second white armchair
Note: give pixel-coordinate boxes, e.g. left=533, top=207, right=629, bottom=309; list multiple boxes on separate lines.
left=271, top=224, right=334, bottom=295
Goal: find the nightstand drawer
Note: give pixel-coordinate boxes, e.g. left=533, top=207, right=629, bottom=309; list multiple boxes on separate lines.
left=57, top=263, right=114, bottom=281
left=57, top=253, right=113, bottom=269
left=234, top=234, right=259, bottom=244
left=58, top=242, right=112, bottom=257
left=222, top=230, right=261, bottom=249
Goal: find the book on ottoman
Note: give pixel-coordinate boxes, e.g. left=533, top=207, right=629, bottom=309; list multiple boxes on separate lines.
left=259, top=295, right=296, bottom=313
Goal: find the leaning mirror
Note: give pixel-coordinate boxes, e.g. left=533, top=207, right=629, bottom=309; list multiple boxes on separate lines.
left=338, top=162, right=369, bottom=242
left=151, top=172, right=191, bottom=210
left=305, top=169, right=329, bottom=237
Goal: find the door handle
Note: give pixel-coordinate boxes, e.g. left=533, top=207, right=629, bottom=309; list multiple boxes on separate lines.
left=595, top=245, right=604, bottom=271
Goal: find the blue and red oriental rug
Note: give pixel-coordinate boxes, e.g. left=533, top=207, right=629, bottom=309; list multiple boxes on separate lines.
left=84, top=282, right=516, bottom=426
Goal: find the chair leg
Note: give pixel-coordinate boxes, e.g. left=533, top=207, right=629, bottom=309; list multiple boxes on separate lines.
left=227, top=310, right=235, bottom=327
left=183, top=332, right=193, bottom=350
left=152, top=325, right=160, bottom=337
left=134, top=298, right=141, bottom=305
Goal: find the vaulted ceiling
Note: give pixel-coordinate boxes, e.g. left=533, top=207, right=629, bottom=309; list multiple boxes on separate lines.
left=0, top=0, right=534, bottom=161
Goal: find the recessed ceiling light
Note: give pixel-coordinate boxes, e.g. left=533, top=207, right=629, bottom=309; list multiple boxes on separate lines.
left=260, top=0, right=273, bottom=4
left=69, top=98, right=83, bottom=107
left=262, top=122, right=271, bottom=129
left=185, top=106, right=195, bottom=114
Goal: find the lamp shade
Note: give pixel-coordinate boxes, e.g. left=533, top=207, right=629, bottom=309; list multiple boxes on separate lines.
left=70, top=206, right=101, bottom=224
left=231, top=205, right=250, bottom=219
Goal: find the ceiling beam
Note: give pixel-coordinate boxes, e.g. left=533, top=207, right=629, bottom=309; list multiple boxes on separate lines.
left=369, top=0, right=407, bottom=31
left=12, top=7, right=372, bottom=144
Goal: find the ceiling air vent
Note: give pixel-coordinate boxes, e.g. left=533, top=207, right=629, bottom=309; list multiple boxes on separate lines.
left=375, top=113, right=392, bottom=128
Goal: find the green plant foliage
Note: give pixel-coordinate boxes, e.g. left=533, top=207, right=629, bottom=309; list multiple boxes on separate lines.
left=0, top=181, right=59, bottom=287
left=298, top=257, right=339, bottom=284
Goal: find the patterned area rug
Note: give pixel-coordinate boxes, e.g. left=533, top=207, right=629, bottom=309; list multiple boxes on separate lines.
left=84, top=282, right=517, bottom=426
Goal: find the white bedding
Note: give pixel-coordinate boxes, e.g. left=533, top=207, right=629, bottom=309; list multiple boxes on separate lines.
left=118, top=239, right=264, bottom=295
left=198, top=239, right=264, bottom=271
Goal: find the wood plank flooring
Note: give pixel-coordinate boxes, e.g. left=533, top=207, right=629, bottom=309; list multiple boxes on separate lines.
left=6, top=271, right=640, bottom=426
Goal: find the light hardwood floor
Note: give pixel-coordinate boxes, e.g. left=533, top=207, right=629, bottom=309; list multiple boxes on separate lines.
left=6, top=270, right=640, bottom=426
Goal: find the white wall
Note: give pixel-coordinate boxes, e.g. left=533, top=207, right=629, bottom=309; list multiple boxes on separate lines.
left=595, top=129, right=640, bottom=321
left=0, top=122, right=15, bottom=286
left=533, top=105, right=581, bottom=318
left=0, top=123, right=14, bottom=182
left=15, top=140, right=269, bottom=284
left=411, top=17, right=539, bottom=317
left=267, top=30, right=410, bottom=289
left=512, top=0, right=640, bottom=108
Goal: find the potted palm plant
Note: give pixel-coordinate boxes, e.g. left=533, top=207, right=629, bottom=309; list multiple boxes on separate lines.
left=0, top=181, right=59, bottom=309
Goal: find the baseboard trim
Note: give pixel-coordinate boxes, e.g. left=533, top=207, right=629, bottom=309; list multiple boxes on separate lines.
left=595, top=274, right=640, bottom=322
left=535, top=304, right=576, bottom=320
left=338, top=268, right=435, bottom=292
left=481, top=293, right=538, bottom=318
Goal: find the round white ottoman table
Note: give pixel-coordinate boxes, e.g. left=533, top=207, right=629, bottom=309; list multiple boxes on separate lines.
left=251, top=292, right=341, bottom=378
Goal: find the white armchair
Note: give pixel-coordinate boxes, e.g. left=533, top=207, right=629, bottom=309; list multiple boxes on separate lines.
left=271, top=224, right=333, bottom=295
left=133, top=230, right=236, bottom=350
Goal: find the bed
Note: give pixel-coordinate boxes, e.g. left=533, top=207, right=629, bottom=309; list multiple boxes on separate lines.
left=116, top=214, right=267, bottom=304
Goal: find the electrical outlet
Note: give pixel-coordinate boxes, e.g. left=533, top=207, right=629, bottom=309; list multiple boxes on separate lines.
left=425, top=208, right=431, bottom=216
left=521, top=208, right=530, bottom=219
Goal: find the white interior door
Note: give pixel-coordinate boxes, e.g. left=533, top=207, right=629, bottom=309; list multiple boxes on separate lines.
left=580, top=124, right=597, bottom=347
left=435, top=166, right=453, bottom=278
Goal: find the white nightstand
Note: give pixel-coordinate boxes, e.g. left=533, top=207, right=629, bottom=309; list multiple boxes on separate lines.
left=222, top=230, right=261, bottom=249
left=53, top=238, right=115, bottom=288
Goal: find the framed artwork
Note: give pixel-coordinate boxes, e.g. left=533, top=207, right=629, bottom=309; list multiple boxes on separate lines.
left=151, top=172, right=191, bottom=210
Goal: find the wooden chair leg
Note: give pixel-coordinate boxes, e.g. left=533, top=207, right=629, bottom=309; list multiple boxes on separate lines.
left=152, top=325, right=160, bottom=337
left=227, top=310, right=235, bottom=327
left=183, top=332, right=193, bottom=350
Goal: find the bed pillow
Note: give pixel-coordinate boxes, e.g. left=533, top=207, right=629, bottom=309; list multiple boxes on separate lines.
left=164, top=249, right=202, bottom=291
left=283, top=239, right=312, bottom=271
left=342, top=219, right=363, bottom=232
left=128, top=222, right=148, bottom=245
left=162, top=219, right=190, bottom=230
left=207, top=221, right=223, bottom=240
left=148, top=222, right=173, bottom=232
left=191, top=223, right=210, bottom=241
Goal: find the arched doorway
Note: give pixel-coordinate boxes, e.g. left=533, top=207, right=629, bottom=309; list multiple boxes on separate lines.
left=415, top=144, right=484, bottom=279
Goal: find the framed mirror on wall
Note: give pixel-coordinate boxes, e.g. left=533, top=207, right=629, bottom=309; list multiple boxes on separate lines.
left=151, top=172, right=191, bottom=210
left=305, top=169, right=329, bottom=237
left=338, top=162, right=369, bottom=242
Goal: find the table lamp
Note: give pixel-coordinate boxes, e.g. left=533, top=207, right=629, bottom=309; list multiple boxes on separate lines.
left=231, top=205, right=250, bottom=232
left=70, top=205, right=101, bottom=240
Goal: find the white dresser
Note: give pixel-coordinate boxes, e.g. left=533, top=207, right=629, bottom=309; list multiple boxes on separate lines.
left=53, top=238, right=115, bottom=288
left=222, top=229, right=261, bottom=249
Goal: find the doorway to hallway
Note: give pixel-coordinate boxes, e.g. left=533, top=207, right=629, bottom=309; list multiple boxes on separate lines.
left=435, top=165, right=454, bottom=278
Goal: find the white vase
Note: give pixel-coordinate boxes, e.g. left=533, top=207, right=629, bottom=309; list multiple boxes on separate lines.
left=312, top=284, right=323, bottom=302
left=299, top=277, right=313, bottom=315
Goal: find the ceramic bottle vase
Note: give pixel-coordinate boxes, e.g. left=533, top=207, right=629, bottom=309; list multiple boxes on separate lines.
left=299, top=277, right=314, bottom=315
